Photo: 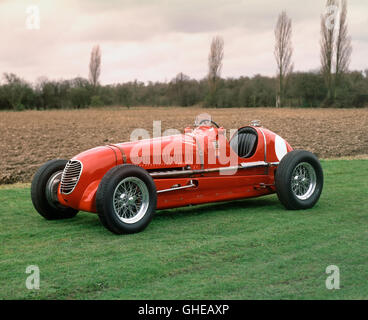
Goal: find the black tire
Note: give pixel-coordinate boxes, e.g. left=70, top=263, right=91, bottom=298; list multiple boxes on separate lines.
left=275, top=150, right=323, bottom=210
left=96, top=165, right=157, bottom=234
left=31, top=159, right=78, bottom=220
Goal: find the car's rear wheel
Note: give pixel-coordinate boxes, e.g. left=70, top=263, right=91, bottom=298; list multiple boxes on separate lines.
left=96, top=165, right=157, bottom=234
left=31, top=159, right=78, bottom=220
left=275, top=150, right=323, bottom=210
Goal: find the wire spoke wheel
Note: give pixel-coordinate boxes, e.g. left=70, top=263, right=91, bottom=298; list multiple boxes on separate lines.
left=97, top=165, right=157, bottom=234
left=113, top=177, right=149, bottom=224
left=290, top=162, right=317, bottom=200
left=31, top=159, right=78, bottom=220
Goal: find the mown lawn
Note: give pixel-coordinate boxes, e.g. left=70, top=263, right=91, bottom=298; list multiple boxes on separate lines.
left=0, top=160, right=367, bottom=299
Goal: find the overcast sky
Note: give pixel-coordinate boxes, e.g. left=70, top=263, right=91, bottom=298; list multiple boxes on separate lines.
left=0, top=0, right=367, bottom=84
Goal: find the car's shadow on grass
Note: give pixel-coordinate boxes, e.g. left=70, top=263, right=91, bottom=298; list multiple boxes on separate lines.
left=155, top=194, right=280, bottom=221
left=46, top=195, right=281, bottom=235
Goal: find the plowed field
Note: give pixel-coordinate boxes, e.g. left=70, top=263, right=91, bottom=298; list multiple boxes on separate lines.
left=1, top=107, right=367, bottom=184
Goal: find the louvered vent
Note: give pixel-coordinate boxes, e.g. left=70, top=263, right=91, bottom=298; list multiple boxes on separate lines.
left=60, top=160, right=82, bottom=194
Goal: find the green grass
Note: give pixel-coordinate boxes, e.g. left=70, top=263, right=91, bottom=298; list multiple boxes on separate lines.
left=1, top=160, right=367, bottom=299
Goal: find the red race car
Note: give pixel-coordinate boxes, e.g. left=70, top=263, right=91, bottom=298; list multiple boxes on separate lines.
left=31, top=118, right=323, bottom=234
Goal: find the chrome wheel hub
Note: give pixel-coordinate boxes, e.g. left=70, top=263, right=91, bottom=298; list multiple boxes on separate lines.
left=113, top=177, right=149, bottom=224
left=45, top=171, right=65, bottom=209
left=291, top=162, right=317, bottom=200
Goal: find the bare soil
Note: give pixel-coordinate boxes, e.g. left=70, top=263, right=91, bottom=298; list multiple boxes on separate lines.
left=1, top=107, right=367, bottom=184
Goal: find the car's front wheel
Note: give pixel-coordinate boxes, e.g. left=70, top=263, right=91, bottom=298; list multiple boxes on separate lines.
left=31, top=159, right=78, bottom=220
left=275, top=150, right=323, bottom=210
left=96, top=165, right=157, bottom=234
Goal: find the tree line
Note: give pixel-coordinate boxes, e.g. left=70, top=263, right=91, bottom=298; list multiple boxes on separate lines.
left=1, top=0, right=367, bottom=111
left=1, top=69, right=367, bottom=110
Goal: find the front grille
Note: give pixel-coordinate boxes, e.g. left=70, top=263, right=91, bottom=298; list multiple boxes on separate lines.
left=60, top=160, right=82, bottom=194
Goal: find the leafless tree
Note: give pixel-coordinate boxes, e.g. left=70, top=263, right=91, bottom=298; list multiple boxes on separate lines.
left=89, top=45, right=101, bottom=88
left=320, top=0, right=338, bottom=104
left=207, top=36, right=224, bottom=106
left=174, top=72, right=190, bottom=85
left=274, top=11, right=293, bottom=107
left=335, top=0, right=352, bottom=88
left=208, top=36, right=224, bottom=83
left=172, top=72, right=190, bottom=96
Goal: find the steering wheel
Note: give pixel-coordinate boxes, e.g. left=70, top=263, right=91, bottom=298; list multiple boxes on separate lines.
left=198, top=119, right=220, bottom=128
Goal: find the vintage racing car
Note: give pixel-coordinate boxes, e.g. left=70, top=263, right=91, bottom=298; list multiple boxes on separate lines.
left=31, top=118, right=324, bottom=234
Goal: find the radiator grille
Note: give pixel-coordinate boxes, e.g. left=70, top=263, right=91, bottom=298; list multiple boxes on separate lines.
left=60, top=160, right=82, bottom=194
